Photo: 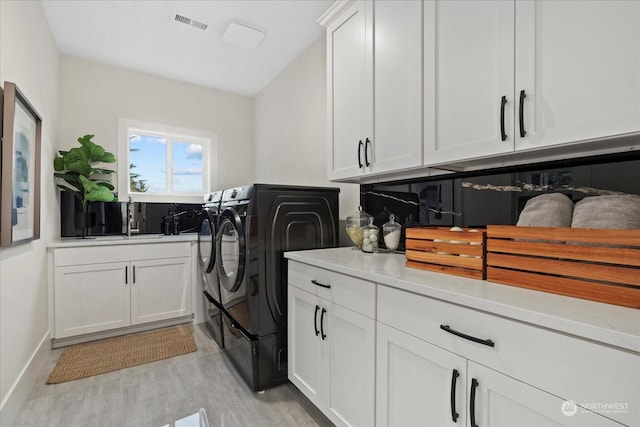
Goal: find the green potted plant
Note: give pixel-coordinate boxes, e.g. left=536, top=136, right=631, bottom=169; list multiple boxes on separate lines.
left=53, top=134, right=116, bottom=237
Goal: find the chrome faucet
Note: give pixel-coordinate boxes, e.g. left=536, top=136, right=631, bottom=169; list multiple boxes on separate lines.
left=127, top=198, right=139, bottom=236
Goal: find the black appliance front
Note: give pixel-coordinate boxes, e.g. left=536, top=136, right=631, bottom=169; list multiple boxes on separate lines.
left=250, top=189, right=339, bottom=337
left=220, top=305, right=287, bottom=392
left=217, top=185, right=339, bottom=391
left=198, top=208, right=224, bottom=348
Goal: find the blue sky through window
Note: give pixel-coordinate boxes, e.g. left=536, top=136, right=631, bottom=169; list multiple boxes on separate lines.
left=129, top=132, right=203, bottom=194
left=173, top=141, right=203, bottom=193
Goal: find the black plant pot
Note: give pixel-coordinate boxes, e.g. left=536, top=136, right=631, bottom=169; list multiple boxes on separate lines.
left=74, top=211, right=96, bottom=238
left=74, top=211, right=96, bottom=229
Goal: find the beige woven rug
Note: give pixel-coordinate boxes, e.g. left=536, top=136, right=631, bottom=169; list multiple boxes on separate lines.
left=46, top=326, right=197, bottom=384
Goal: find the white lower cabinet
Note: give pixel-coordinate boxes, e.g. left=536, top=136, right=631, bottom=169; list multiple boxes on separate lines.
left=468, top=361, right=620, bottom=427
left=377, top=284, right=634, bottom=427
left=288, top=258, right=636, bottom=427
left=130, top=257, right=191, bottom=325
left=52, top=242, right=192, bottom=339
left=288, top=262, right=375, bottom=427
left=377, top=322, right=467, bottom=426
left=377, top=323, right=622, bottom=427
left=54, top=262, right=131, bottom=337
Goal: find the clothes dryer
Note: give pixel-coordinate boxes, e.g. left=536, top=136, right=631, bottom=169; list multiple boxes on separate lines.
left=197, top=190, right=224, bottom=347
left=216, top=184, right=339, bottom=391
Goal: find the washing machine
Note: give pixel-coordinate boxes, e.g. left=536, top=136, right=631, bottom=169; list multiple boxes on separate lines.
left=216, top=184, right=339, bottom=391
left=197, top=190, right=224, bottom=348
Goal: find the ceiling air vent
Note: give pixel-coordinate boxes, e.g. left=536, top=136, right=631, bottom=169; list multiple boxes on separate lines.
left=174, top=13, right=208, bottom=31
left=191, top=20, right=208, bottom=31
left=174, top=14, right=191, bottom=25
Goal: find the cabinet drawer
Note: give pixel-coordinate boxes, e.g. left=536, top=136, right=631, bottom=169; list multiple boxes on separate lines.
left=378, top=285, right=639, bottom=426
left=288, top=261, right=375, bottom=319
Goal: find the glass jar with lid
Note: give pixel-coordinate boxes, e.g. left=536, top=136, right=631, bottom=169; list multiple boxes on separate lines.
left=361, top=220, right=379, bottom=253
left=345, top=206, right=373, bottom=249
left=382, top=214, right=402, bottom=251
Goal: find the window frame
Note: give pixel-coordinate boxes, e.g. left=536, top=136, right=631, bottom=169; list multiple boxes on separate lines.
left=117, top=118, right=217, bottom=203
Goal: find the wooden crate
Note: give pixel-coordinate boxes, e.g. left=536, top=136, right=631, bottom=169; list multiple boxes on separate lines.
left=486, top=225, right=640, bottom=309
left=405, top=227, right=486, bottom=279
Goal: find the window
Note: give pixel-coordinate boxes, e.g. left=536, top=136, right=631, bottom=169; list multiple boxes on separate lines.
left=118, top=119, right=217, bottom=203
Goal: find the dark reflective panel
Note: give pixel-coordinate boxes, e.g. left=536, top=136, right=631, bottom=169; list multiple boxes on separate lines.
left=362, top=154, right=640, bottom=250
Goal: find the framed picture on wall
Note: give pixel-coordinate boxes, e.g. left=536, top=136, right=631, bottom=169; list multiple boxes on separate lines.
left=1, top=81, right=42, bottom=246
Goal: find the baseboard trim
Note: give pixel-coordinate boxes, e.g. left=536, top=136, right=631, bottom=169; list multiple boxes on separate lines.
left=52, top=316, right=193, bottom=348
left=0, top=329, right=52, bottom=427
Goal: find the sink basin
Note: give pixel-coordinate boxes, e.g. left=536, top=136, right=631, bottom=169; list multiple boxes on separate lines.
left=92, top=234, right=162, bottom=241
left=89, top=233, right=195, bottom=242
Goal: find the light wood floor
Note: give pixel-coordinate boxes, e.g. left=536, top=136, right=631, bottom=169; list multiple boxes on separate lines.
left=13, top=323, right=332, bottom=427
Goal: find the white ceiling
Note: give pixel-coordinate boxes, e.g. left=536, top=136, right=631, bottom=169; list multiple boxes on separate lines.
left=41, top=0, right=334, bottom=97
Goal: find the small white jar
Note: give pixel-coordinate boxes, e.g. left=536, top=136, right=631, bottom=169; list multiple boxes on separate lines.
left=361, top=221, right=379, bottom=253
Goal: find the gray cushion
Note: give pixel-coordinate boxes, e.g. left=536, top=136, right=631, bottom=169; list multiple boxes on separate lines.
left=516, top=193, right=574, bottom=228
left=571, top=195, right=640, bottom=230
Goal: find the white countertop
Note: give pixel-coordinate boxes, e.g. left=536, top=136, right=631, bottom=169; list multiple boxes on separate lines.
left=285, top=247, right=640, bottom=353
left=48, top=233, right=198, bottom=248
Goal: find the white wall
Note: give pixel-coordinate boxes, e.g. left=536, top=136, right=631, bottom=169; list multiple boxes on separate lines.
left=58, top=56, right=255, bottom=194
left=0, top=1, right=59, bottom=424
left=254, top=35, right=358, bottom=220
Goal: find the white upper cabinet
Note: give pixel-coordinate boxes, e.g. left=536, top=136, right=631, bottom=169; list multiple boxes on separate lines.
left=424, top=0, right=515, bottom=165
left=371, top=0, right=423, bottom=175
left=325, top=0, right=423, bottom=181
left=424, top=0, right=640, bottom=166
left=515, top=0, right=640, bottom=151
left=327, top=0, right=372, bottom=180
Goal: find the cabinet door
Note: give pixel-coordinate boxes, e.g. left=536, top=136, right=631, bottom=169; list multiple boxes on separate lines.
left=324, top=302, right=375, bottom=427
left=515, top=0, right=640, bottom=150
left=468, top=362, right=622, bottom=427
left=327, top=0, right=373, bottom=180
left=54, top=262, right=130, bottom=338
left=288, top=285, right=323, bottom=408
left=424, top=0, right=515, bottom=165
left=371, top=0, right=423, bottom=174
left=376, top=323, right=467, bottom=427
left=130, top=257, right=191, bottom=325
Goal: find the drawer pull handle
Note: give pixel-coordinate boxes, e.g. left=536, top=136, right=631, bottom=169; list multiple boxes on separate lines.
left=314, top=305, right=320, bottom=336
left=470, top=378, right=479, bottom=427
left=364, top=138, right=371, bottom=167
left=125, top=266, right=128, bottom=285
left=320, top=307, right=327, bottom=340
left=450, top=369, right=460, bottom=422
left=500, top=95, right=507, bottom=141
left=519, top=89, right=527, bottom=138
left=440, top=324, right=495, bottom=347
left=358, top=140, right=364, bottom=168
left=311, top=279, right=331, bottom=289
